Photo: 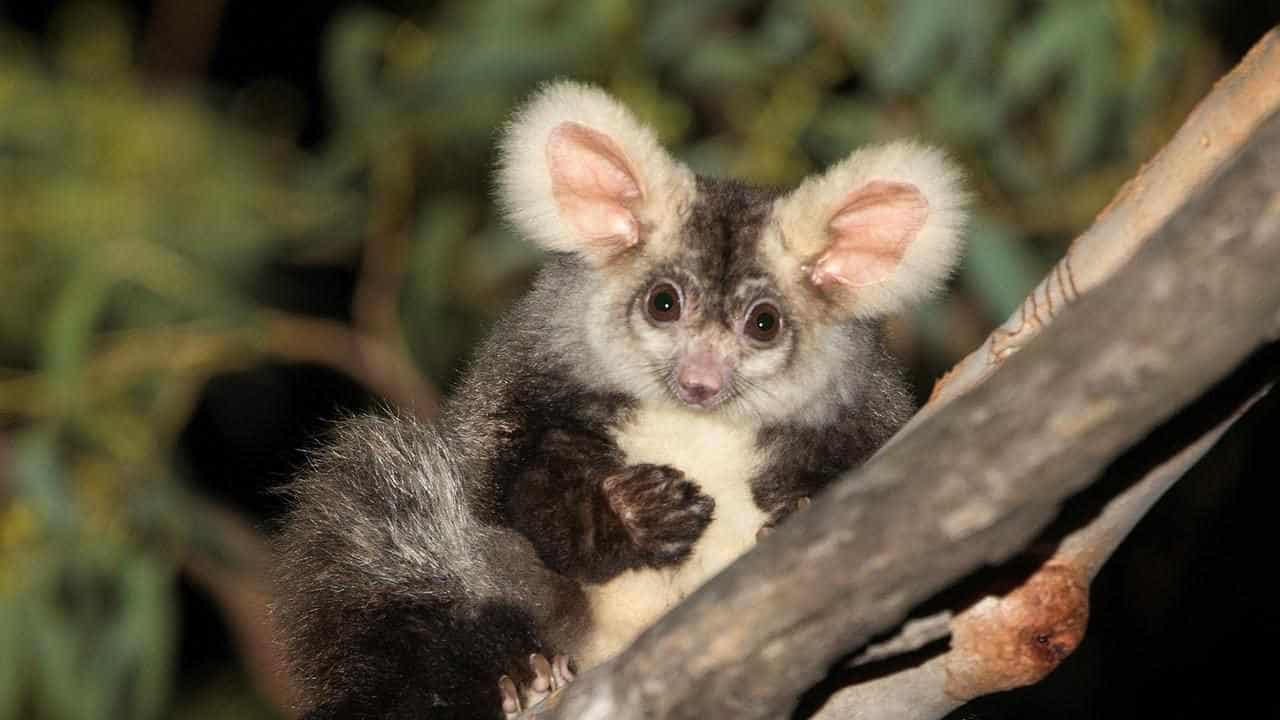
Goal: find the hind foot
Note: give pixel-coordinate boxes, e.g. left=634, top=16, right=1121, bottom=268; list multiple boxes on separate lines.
left=500, top=654, right=576, bottom=718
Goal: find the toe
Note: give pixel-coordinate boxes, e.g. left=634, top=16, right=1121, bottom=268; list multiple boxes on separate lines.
left=552, top=655, right=576, bottom=687
left=499, top=675, right=521, bottom=718
left=529, top=654, right=553, bottom=693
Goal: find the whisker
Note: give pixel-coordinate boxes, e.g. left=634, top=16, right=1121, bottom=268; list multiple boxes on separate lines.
left=732, top=374, right=778, bottom=415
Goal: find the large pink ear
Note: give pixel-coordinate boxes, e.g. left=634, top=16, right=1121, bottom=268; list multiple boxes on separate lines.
left=774, top=142, right=968, bottom=318
left=810, top=180, right=929, bottom=289
left=545, top=122, right=642, bottom=257
left=498, top=82, right=693, bottom=265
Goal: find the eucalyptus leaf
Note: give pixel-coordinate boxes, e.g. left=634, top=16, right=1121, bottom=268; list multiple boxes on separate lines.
left=874, top=0, right=950, bottom=92
left=12, top=426, right=75, bottom=533
left=643, top=0, right=754, bottom=66
left=963, top=215, right=1049, bottom=319
left=40, top=257, right=113, bottom=420
left=113, top=555, right=176, bottom=720
left=0, top=597, right=27, bottom=720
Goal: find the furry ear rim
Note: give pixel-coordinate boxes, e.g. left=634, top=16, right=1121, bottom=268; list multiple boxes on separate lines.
left=774, top=141, right=969, bottom=319
left=497, top=81, right=693, bottom=263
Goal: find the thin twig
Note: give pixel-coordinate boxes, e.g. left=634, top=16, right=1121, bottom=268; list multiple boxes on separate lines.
left=812, top=384, right=1271, bottom=719
left=182, top=498, right=300, bottom=716
left=259, top=310, right=438, bottom=418
left=0, top=310, right=439, bottom=422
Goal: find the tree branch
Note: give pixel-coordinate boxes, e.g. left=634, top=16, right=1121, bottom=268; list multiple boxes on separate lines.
left=182, top=498, right=300, bottom=715
left=809, top=383, right=1270, bottom=720
left=531, top=98, right=1280, bottom=720
left=916, top=27, right=1280, bottom=420
left=259, top=310, right=439, bottom=418
left=0, top=312, right=439, bottom=421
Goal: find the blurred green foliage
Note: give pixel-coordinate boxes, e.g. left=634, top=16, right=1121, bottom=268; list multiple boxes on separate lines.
left=0, top=0, right=1235, bottom=717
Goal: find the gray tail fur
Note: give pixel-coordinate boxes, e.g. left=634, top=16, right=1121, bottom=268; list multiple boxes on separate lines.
left=272, top=412, right=586, bottom=719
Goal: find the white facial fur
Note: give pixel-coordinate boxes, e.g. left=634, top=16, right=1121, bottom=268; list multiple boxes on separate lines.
left=626, top=273, right=795, bottom=410
left=498, top=82, right=968, bottom=425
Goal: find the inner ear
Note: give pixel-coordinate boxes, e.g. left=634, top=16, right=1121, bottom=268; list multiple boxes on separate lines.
left=810, top=180, right=929, bottom=288
left=547, top=122, right=644, bottom=258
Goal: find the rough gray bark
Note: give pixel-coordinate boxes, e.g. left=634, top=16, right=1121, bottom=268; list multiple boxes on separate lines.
left=531, top=109, right=1280, bottom=720
left=809, top=383, right=1270, bottom=720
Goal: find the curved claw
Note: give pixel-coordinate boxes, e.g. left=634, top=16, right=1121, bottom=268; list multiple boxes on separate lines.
left=552, top=654, right=576, bottom=687
left=530, top=654, right=553, bottom=694
left=500, top=675, right=521, bottom=719
left=500, top=653, right=579, bottom=717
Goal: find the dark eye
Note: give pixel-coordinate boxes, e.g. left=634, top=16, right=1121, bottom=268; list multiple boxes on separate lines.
left=745, top=302, right=782, bottom=342
left=647, top=282, right=682, bottom=323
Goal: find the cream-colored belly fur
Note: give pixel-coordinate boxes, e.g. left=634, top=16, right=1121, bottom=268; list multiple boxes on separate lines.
left=577, top=404, right=765, bottom=668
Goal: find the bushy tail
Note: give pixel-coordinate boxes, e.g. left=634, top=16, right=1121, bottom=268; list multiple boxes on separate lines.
left=272, top=413, right=586, bottom=719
